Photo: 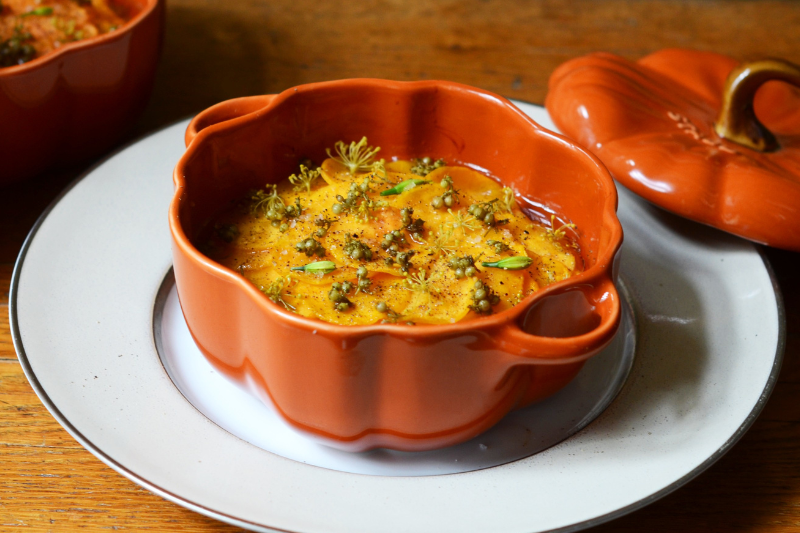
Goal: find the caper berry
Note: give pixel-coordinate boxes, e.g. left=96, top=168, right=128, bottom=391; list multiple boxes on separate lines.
left=432, top=196, right=444, bottom=209
left=443, top=195, right=454, bottom=207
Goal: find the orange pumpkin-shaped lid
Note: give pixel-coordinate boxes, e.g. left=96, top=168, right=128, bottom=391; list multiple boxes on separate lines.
left=546, top=48, right=800, bottom=251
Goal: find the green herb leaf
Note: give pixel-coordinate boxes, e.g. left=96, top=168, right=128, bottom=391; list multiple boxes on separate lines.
left=481, top=256, right=533, bottom=270
left=380, top=179, right=429, bottom=196
left=22, top=6, right=53, bottom=16
left=290, top=260, right=336, bottom=274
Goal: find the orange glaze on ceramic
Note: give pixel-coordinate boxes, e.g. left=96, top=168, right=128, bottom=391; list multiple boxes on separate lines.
left=0, top=0, right=162, bottom=184
left=546, top=48, right=800, bottom=251
left=171, top=80, right=623, bottom=452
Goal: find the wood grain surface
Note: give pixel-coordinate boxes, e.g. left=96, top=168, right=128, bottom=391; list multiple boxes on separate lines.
left=2, top=0, right=799, bottom=531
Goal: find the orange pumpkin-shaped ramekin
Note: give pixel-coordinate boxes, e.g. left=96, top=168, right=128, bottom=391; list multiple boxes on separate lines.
left=0, top=0, right=163, bottom=184
left=170, top=80, right=623, bottom=452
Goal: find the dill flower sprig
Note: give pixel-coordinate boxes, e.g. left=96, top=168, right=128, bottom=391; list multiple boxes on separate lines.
left=404, top=269, right=441, bottom=296
left=288, top=165, right=321, bottom=193
left=327, top=137, right=381, bottom=174
left=429, top=225, right=457, bottom=256
left=501, top=187, right=516, bottom=213
left=546, top=215, right=576, bottom=242
left=260, top=277, right=296, bottom=311
left=250, top=184, right=284, bottom=217
left=447, top=208, right=479, bottom=236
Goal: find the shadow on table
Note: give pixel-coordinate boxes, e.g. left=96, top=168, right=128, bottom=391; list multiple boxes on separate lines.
left=137, top=4, right=271, bottom=133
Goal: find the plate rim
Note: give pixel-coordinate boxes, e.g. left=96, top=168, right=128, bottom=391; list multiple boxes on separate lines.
left=9, top=102, right=787, bottom=533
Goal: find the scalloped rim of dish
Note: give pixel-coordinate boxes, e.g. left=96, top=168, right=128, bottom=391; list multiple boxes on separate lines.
left=171, top=80, right=623, bottom=348
left=0, top=0, right=160, bottom=75
left=9, top=103, right=787, bottom=533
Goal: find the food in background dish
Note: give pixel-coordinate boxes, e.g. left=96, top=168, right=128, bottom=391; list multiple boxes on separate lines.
left=198, top=137, right=582, bottom=326
left=0, top=0, right=129, bottom=66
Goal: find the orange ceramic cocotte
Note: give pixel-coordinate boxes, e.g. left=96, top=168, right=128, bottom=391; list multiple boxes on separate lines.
left=546, top=49, right=800, bottom=251
left=0, top=0, right=163, bottom=184
left=171, top=80, right=623, bottom=452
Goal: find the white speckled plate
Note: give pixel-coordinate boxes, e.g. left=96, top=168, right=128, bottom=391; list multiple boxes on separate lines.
left=11, top=103, right=784, bottom=533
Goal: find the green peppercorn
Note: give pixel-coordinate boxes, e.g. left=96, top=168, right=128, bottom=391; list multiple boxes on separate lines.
left=478, top=299, right=491, bottom=312
left=356, top=266, right=368, bottom=278
left=465, top=266, right=476, bottom=277
left=443, top=195, right=454, bottom=207
left=454, top=268, right=465, bottom=279
left=332, top=203, right=344, bottom=215
left=432, top=196, right=444, bottom=209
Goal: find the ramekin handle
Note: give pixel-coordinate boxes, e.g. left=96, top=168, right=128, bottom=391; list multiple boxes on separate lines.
left=496, top=275, right=621, bottom=365
left=185, top=95, right=276, bottom=147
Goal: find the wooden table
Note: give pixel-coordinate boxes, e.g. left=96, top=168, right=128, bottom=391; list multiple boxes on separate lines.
left=2, top=1, right=799, bottom=530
